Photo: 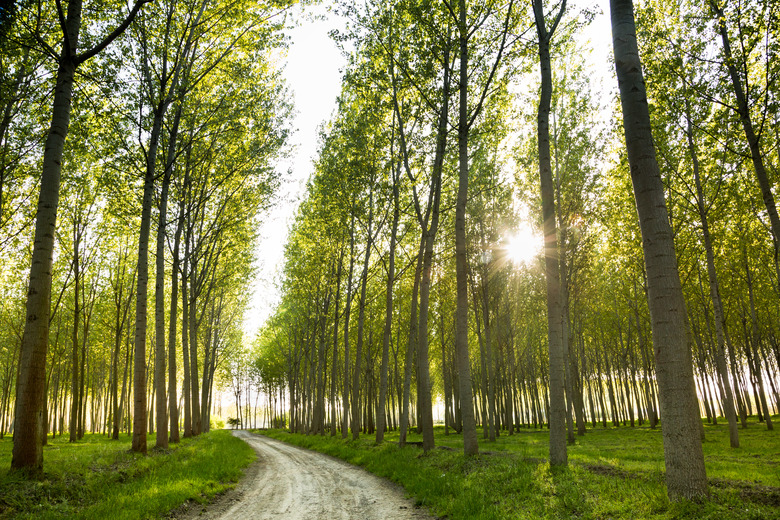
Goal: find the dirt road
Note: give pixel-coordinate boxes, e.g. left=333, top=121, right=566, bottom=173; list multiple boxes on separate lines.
left=180, top=430, right=433, bottom=520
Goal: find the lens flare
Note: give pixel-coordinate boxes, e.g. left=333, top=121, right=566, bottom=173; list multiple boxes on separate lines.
left=503, top=225, right=541, bottom=265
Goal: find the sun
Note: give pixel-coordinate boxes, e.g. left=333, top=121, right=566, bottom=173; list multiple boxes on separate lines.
left=503, top=225, right=541, bottom=265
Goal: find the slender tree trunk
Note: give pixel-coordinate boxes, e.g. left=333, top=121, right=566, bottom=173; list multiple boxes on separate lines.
left=377, top=168, right=399, bottom=443
left=132, top=157, right=155, bottom=454
left=189, top=258, right=201, bottom=435
left=744, top=256, right=773, bottom=430
left=533, top=0, right=567, bottom=466
left=69, top=220, right=81, bottom=443
left=168, top=199, right=184, bottom=443
left=111, top=291, right=122, bottom=440
left=314, top=285, right=330, bottom=435
left=416, top=151, right=444, bottom=450
left=130, top=94, right=172, bottom=455
left=352, top=191, right=373, bottom=440
left=686, top=113, right=739, bottom=447
left=200, top=303, right=215, bottom=432
left=181, top=225, right=192, bottom=438
left=342, top=209, right=356, bottom=439
left=153, top=168, right=171, bottom=449
left=399, top=240, right=423, bottom=446
left=476, top=228, right=497, bottom=442
left=330, top=245, right=344, bottom=437
left=455, top=0, right=478, bottom=456
left=77, top=301, right=91, bottom=438
left=391, top=37, right=450, bottom=447
left=610, top=0, right=708, bottom=499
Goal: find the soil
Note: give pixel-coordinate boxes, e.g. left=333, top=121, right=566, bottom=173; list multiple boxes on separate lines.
left=171, top=430, right=434, bottom=520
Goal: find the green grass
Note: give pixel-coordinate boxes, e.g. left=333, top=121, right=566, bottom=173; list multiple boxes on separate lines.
left=258, top=416, right=780, bottom=520
left=0, top=429, right=255, bottom=519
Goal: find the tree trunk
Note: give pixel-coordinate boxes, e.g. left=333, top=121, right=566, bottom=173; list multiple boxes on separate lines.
left=744, top=256, right=774, bottom=430
left=686, top=112, right=739, bottom=447
left=11, top=0, right=82, bottom=471
left=330, top=245, right=344, bottom=436
left=153, top=167, right=171, bottom=449
left=132, top=149, right=155, bottom=454
left=168, top=198, right=184, bottom=443
left=181, top=255, right=192, bottom=438
left=189, top=256, right=201, bottom=435
left=610, top=0, right=708, bottom=499
left=376, top=166, right=399, bottom=443
left=352, top=191, right=373, bottom=440
left=69, top=218, right=81, bottom=443
left=454, top=0, right=478, bottom=456
left=342, top=208, right=356, bottom=439
left=111, top=280, right=123, bottom=440
left=399, top=239, right=423, bottom=446
left=533, top=0, right=567, bottom=466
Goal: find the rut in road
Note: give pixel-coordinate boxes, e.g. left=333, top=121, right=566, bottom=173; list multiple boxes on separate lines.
left=197, top=430, right=433, bottom=520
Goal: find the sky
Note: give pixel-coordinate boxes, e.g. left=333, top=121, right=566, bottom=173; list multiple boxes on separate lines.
left=242, top=5, right=348, bottom=339
left=241, top=0, right=616, bottom=341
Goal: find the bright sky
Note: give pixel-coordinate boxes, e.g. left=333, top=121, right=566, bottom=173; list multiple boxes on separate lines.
left=242, top=0, right=616, bottom=341
left=243, top=5, right=348, bottom=339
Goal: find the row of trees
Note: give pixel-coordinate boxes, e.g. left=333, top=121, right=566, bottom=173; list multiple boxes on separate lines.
left=253, top=0, right=780, bottom=502
left=0, top=0, right=292, bottom=470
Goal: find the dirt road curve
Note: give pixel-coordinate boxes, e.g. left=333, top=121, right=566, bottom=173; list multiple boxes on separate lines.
left=182, top=430, right=433, bottom=520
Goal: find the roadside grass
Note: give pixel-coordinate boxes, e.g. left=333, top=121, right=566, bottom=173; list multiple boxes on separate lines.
left=259, top=416, right=780, bottom=520
left=0, top=429, right=254, bottom=519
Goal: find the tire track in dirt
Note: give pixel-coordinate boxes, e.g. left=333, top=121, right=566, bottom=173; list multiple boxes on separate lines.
left=177, top=430, right=433, bottom=520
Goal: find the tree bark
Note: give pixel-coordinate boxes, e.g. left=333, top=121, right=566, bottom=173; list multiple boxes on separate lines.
left=69, top=217, right=81, bottom=443
left=399, top=240, right=423, bottom=446
left=11, top=0, right=82, bottom=471
left=330, top=244, right=344, bottom=436
left=610, top=0, right=708, bottom=500
left=533, top=0, right=567, bottom=466
left=352, top=190, right=373, bottom=440
left=153, top=166, right=171, bottom=449
left=376, top=165, right=399, bottom=443
left=454, top=0, right=479, bottom=456
left=168, top=197, right=184, bottom=443
left=132, top=152, right=155, bottom=453
left=744, top=255, right=774, bottom=430
left=188, top=250, right=201, bottom=435
left=342, top=207, right=356, bottom=439
left=415, top=65, right=450, bottom=450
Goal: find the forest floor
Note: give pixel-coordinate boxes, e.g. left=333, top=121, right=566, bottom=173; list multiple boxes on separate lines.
left=178, top=430, right=433, bottom=519
left=257, top=417, right=780, bottom=520
left=0, top=429, right=254, bottom=519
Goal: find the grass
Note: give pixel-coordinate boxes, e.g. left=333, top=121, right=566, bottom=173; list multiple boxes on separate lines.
left=0, top=429, right=255, bottom=519
left=258, top=416, right=780, bottom=520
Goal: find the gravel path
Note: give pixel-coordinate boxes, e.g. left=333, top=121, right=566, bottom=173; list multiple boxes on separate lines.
left=177, top=430, right=433, bottom=520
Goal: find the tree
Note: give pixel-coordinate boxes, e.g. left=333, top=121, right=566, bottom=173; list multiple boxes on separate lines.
left=451, top=0, right=515, bottom=457
left=610, top=0, right=708, bottom=500
left=12, top=0, right=150, bottom=472
left=532, top=0, right=567, bottom=467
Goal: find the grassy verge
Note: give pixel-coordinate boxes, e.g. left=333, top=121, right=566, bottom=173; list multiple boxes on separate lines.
left=259, top=416, right=780, bottom=520
left=0, top=429, right=254, bottom=519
